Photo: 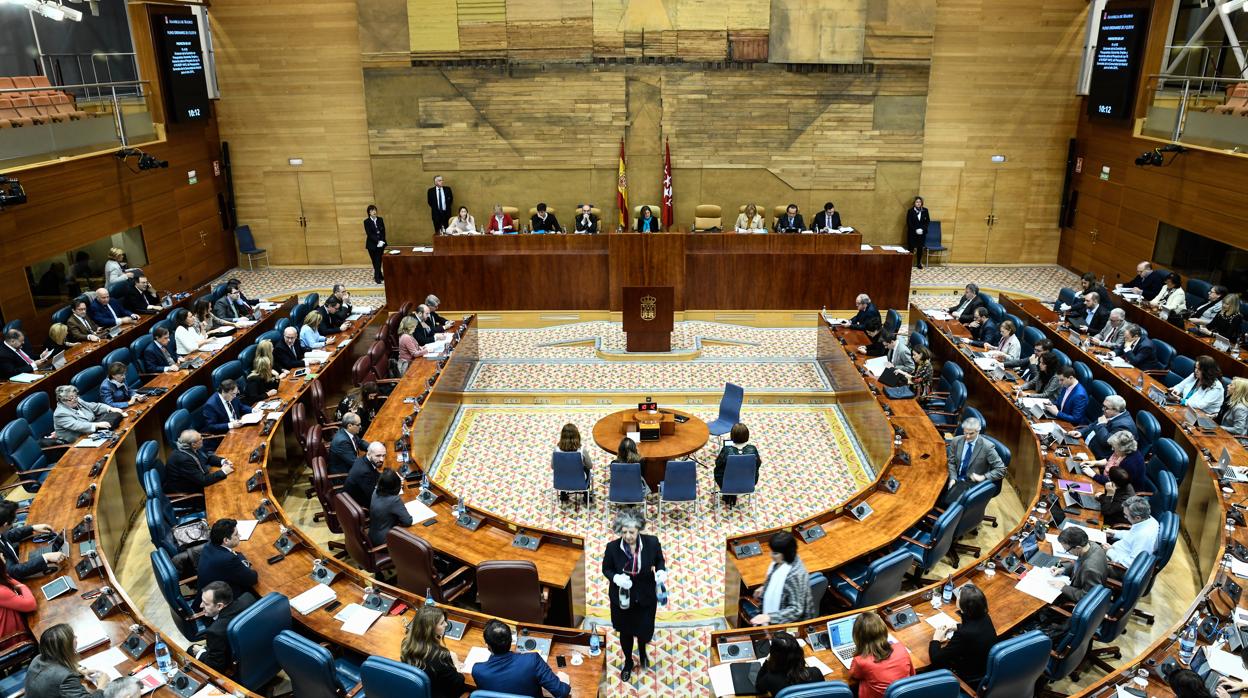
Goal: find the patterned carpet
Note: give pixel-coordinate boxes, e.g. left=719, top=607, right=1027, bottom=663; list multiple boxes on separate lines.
left=481, top=321, right=817, bottom=359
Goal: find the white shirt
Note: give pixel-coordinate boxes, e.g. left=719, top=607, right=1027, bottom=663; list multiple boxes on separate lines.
left=175, top=325, right=204, bottom=355
left=1173, top=374, right=1226, bottom=414
left=1108, top=516, right=1160, bottom=567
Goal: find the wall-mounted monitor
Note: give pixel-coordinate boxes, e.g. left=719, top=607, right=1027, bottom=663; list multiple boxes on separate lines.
left=151, top=13, right=209, bottom=122
left=1086, top=5, right=1149, bottom=120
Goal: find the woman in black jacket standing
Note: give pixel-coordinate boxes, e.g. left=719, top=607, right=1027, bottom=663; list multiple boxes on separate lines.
left=927, top=584, right=997, bottom=685
left=602, top=508, right=666, bottom=683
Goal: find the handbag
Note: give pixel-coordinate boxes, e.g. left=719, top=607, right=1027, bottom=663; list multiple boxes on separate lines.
left=172, top=519, right=209, bottom=548
left=884, top=386, right=916, bottom=400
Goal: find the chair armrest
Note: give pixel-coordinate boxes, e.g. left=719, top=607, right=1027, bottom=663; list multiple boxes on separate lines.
left=835, top=571, right=862, bottom=591
left=900, top=534, right=928, bottom=549
left=955, top=676, right=978, bottom=697
left=345, top=682, right=364, bottom=698
left=926, top=410, right=959, bottom=417
left=1048, top=604, right=1073, bottom=618
left=169, top=493, right=204, bottom=504
left=16, top=466, right=56, bottom=476
left=179, top=575, right=198, bottom=587
left=327, top=473, right=348, bottom=481
left=40, top=444, right=71, bottom=454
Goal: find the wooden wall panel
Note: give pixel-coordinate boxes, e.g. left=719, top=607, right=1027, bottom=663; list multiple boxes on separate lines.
left=919, top=0, right=1085, bottom=264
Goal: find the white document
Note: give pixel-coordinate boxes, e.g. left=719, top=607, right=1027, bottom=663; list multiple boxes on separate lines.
left=1020, top=397, right=1050, bottom=410
left=291, top=584, right=338, bottom=615
left=882, top=245, right=909, bottom=253
left=860, top=244, right=873, bottom=251
left=708, top=661, right=762, bottom=697
left=924, top=611, right=957, bottom=635
left=925, top=310, right=953, bottom=321
left=1029, top=421, right=1063, bottom=437
left=1043, top=534, right=1078, bottom=560
left=253, top=399, right=282, bottom=411
left=335, top=603, right=383, bottom=635
left=189, top=686, right=230, bottom=698
left=626, top=430, right=641, bottom=443
left=1105, top=356, right=1133, bottom=369
left=461, top=646, right=493, bottom=675
left=304, top=351, right=331, bottom=364
left=1207, top=646, right=1248, bottom=681
left=7, top=373, right=41, bottom=383
left=805, top=656, right=834, bottom=676
left=405, top=499, right=438, bottom=525
left=1060, top=522, right=1108, bottom=545
left=863, top=356, right=890, bottom=378
left=973, top=357, right=1000, bottom=372
left=73, top=616, right=110, bottom=652
left=1231, top=558, right=1248, bottom=579
left=235, top=519, right=259, bottom=541
left=1015, top=567, right=1069, bottom=603
left=74, top=436, right=110, bottom=448
left=238, top=411, right=266, bottom=426
left=423, top=340, right=449, bottom=355
left=79, top=646, right=127, bottom=680
left=200, top=338, right=231, bottom=351
left=257, top=302, right=281, bottom=310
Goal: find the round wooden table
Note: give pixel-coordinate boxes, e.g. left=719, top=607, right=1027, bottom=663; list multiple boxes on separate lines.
left=592, top=408, right=709, bottom=489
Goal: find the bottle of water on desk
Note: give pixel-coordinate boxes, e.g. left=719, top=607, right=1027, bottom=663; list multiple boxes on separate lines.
left=941, top=577, right=955, bottom=605
left=154, top=637, right=174, bottom=677
left=1179, top=615, right=1198, bottom=665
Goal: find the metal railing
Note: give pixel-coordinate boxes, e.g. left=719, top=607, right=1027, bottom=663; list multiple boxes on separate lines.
left=36, top=52, right=142, bottom=100
left=1141, top=73, right=1248, bottom=150
left=0, top=80, right=158, bottom=168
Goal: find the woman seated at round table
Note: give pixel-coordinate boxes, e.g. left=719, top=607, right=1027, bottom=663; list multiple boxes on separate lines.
left=848, top=613, right=915, bottom=698
left=735, top=204, right=764, bottom=232
left=446, top=206, right=477, bottom=235
left=1080, top=430, right=1147, bottom=493
left=635, top=206, right=660, bottom=233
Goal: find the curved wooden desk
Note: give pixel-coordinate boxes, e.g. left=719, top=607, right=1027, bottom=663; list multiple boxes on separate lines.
left=201, top=314, right=605, bottom=695
left=592, top=408, right=709, bottom=488
left=21, top=297, right=294, bottom=697
left=1115, top=294, right=1246, bottom=381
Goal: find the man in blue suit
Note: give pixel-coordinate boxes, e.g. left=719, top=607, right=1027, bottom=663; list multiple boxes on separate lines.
left=1115, top=324, right=1164, bottom=371
left=197, top=518, right=258, bottom=600
left=87, top=287, right=139, bottom=328
left=327, top=413, right=363, bottom=475
left=202, top=379, right=252, bottom=434
left=1045, top=367, right=1089, bottom=423
left=142, top=327, right=180, bottom=373
left=848, top=293, right=879, bottom=331
left=1071, top=394, right=1137, bottom=460
left=472, top=620, right=571, bottom=698
left=967, top=307, right=1000, bottom=347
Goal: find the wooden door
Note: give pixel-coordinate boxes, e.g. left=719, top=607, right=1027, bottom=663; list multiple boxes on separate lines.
left=263, top=172, right=308, bottom=265
left=984, top=170, right=1031, bottom=263
left=298, top=172, right=342, bottom=265
left=952, top=171, right=994, bottom=263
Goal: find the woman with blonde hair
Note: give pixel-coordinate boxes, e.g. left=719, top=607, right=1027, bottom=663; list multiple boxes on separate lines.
left=300, top=311, right=327, bottom=349
left=848, top=612, right=914, bottom=698
left=735, top=204, right=763, bottom=232
left=399, top=606, right=464, bottom=698
left=254, top=339, right=276, bottom=370
left=396, top=315, right=427, bottom=375
left=1222, top=377, right=1248, bottom=436
left=103, top=247, right=132, bottom=287
left=44, top=323, right=71, bottom=354
left=1201, top=292, right=1243, bottom=340
left=244, top=355, right=282, bottom=402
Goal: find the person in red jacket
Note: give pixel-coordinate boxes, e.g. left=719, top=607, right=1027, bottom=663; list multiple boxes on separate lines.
left=0, top=557, right=36, bottom=641
left=486, top=204, right=515, bottom=234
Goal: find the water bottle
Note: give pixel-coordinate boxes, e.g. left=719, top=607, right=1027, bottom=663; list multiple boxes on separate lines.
left=656, top=582, right=668, bottom=606
left=424, top=587, right=435, bottom=608
left=589, top=633, right=601, bottom=656
left=618, top=586, right=631, bottom=610
left=420, top=472, right=430, bottom=494
left=941, top=577, right=955, bottom=605
left=1179, top=615, right=1198, bottom=665
left=154, top=638, right=175, bottom=677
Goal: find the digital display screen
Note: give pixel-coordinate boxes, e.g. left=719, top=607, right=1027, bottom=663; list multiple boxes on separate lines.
left=1087, top=6, right=1149, bottom=119
left=152, top=14, right=209, bottom=122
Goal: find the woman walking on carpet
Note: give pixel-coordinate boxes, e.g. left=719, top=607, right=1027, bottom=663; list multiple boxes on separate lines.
left=601, top=508, right=667, bottom=683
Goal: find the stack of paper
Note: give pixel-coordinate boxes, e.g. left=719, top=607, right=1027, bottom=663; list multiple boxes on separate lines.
left=73, top=616, right=111, bottom=654
left=133, top=666, right=167, bottom=691
left=1020, top=397, right=1049, bottom=410
left=1105, top=356, right=1133, bottom=369
left=291, top=584, right=338, bottom=615
left=79, top=647, right=126, bottom=680
left=926, top=310, right=952, bottom=321
left=7, top=373, right=41, bottom=383
left=423, top=340, right=449, bottom=356
left=860, top=244, right=873, bottom=251
left=924, top=611, right=957, bottom=636
left=1061, top=523, right=1107, bottom=545
left=405, top=500, right=438, bottom=525
left=461, top=646, right=493, bottom=675
left=1015, top=567, right=1069, bottom=603
left=304, top=351, right=331, bottom=364
left=74, top=436, right=110, bottom=448
left=838, top=226, right=855, bottom=233
left=973, top=357, right=1000, bottom=372
left=200, top=338, right=230, bottom=351
left=863, top=356, right=890, bottom=378
left=805, top=656, right=834, bottom=676
left=257, top=302, right=281, bottom=311
left=235, top=519, right=259, bottom=541
left=334, top=603, right=383, bottom=635
left=238, top=411, right=267, bottom=426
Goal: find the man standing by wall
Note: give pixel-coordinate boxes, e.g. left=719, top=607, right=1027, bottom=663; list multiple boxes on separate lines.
left=426, top=175, right=453, bottom=234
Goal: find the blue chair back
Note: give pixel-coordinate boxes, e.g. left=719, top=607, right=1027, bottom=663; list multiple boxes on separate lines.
left=1097, top=552, right=1154, bottom=644
left=228, top=592, right=292, bottom=690
left=722, top=454, right=759, bottom=496
left=1048, top=348, right=1070, bottom=370
left=304, top=292, right=320, bottom=308
left=809, top=572, right=828, bottom=610
left=235, top=225, right=262, bottom=254
left=290, top=304, right=309, bottom=328
left=1161, top=371, right=1184, bottom=389
left=913, top=319, right=929, bottom=337
left=551, top=451, right=589, bottom=492
left=210, top=283, right=229, bottom=301
left=239, top=345, right=258, bottom=371
left=164, top=409, right=192, bottom=451
left=71, top=365, right=105, bottom=403
left=1072, top=361, right=1092, bottom=387
left=885, top=309, right=901, bottom=333
left=129, top=334, right=153, bottom=364
left=1187, top=278, right=1212, bottom=302
left=211, top=360, right=246, bottom=391
left=360, top=656, right=431, bottom=698
left=1085, top=380, right=1115, bottom=422
left=908, top=333, right=927, bottom=349
left=272, top=630, right=341, bottom=698
left=856, top=548, right=913, bottom=608
left=1020, top=325, right=1045, bottom=350
left=914, top=503, right=963, bottom=573
left=257, top=330, right=281, bottom=346
left=708, top=383, right=745, bottom=436
left=883, top=669, right=959, bottom=698
left=953, top=480, right=997, bottom=539
left=2, top=320, right=21, bottom=335
left=925, top=221, right=943, bottom=250
left=274, top=318, right=292, bottom=334
left=776, top=682, right=854, bottom=698
left=661, top=460, right=697, bottom=502
left=150, top=549, right=206, bottom=642
left=1003, top=314, right=1024, bottom=333
left=932, top=381, right=965, bottom=416
left=1150, top=470, right=1178, bottom=513
left=954, top=406, right=986, bottom=436
left=1154, top=437, right=1189, bottom=484
left=102, top=347, right=129, bottom=369
left=1153, top=340, right=1175, bottom=368
left=985, top=301, right=1005, bottom=324
left=940, top=361, right=963, bottom=386
left=983, top=435, right=1011, bottom=470
left=1153, top=511, right=1179, bottom=573
left=1046, top=586, right=1111, bottom=681
left=607, top=462, right=645, bottom=506
left=51, top=306, right=72, bottom=325
left=1055, top=287, right=1077, bottom=311
left=177, top=385, right=210, bottom=414
left=145, top=498, right=178, bottom=558
left=0, top=420, right=50, bottom=490
left=151, top=320, right=173, bottom=337
left=136, top=440, right=161, bottom=481
left=977, top=630, right=1051, bottom=698
left=1135, top=411, right=1160, bottom=458
left=16, top=391, right=54, bottom=446
left=1169, top=354, right=1195, bottom=379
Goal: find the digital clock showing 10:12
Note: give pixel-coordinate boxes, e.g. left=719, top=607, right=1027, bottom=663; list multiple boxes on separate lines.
left=1087, top=6, right=1149, bottom=120
left=152, top=14, right=210, bottom=122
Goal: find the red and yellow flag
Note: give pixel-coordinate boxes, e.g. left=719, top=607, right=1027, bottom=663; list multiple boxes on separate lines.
left=616, top=138, right=629, bottom=229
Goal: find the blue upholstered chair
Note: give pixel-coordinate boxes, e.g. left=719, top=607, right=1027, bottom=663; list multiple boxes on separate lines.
left=1044, top=586, right=1111, bottom=686
left=1149, top=470, right=1178, bottom=513
left=51, top=306, right=72, bottom=325
left=163, top=409, right=192, bottom=447
left=150, top=548, right=206, bottom=642
left=950, top=480, right=999, bottom=560
left=1084, top=380, right=1115, bottom=423
left=809, top=572, right=828, bottom=612
left=135, top=439, right=161, bottom=482
left=211, top=359, right=246, bottom=392
left=900, top=503, right=963, bottom=579
left=1088, top=552, right=1154, bottom=672
left=272, top=629, right=362, bottom=698
left=0, top=420, right=54, bottom=491
left=70, top=365, right=105, bottom=403
left=1153, top=437, right=1190, bottom=484
left=829, top=548, right=912, bottom=609
left=885, top=309, right=901, bottom=333
left=883, top=669, right=959, bottom=698
left=228, top=592, right=292, bottom=691
left=16, top=391, right=61, bottom=454
left=913, top=319, right=929, bottom=337
left=606, top=461, right=645, bottom=521
left=1072, top=360, right=1092, bottom=387
left=776, top=682, right=854, bottom=698
left=1169, top=354, right=1195, bottom=380
left=974, top=630, right=1051, bottom=698
left=718, top=453, right=759, bottom=513
left=1152, top=339, right=1175, bottom=369
left=985, top=301, right=1005, bottom=324
left=659, top=460, right=698, bottom=519
left=953, top=406, right=986, bottom=436
left=1054, top=287, right=1078, bottom=311
left=925, top=380, right=965, bottom=431
left=1020, top=325, right=1045, bottom=350
left=1135, top=411, right=1160, bottom=458
left=708, top=382, right=744, bottom=437
left=239, top=344, right=258, bottom=371
left=552, top=450, right=592, bottom=510
left=360, top=656, right=431, bottom=698
left=1048, top=348, right=1071, bottom=370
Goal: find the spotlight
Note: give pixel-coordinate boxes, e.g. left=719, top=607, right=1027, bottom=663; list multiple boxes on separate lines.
left=0, top=176, right=28, bottom=210
left=115, top=148, right=169, bottom=172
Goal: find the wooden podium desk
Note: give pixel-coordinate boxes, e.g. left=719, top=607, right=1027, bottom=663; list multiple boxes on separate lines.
left=382, top=231, right=911, bottom=312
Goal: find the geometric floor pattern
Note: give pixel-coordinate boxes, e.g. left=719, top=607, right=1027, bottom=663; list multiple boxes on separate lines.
left=467, top=360, right=830, bottom=392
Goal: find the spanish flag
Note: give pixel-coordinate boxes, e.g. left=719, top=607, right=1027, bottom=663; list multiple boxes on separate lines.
left=616, top=138, right=628, bottom=229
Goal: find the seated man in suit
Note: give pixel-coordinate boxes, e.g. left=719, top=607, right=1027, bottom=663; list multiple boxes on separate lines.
left=529, top=203, right=560, bottom=233
left=1038, top=527, right=1107, bottom=642
left=413, top=305, right=440, bottom=346
left=1090, top=308, right=1126, bottom=349
left=856, top=322, right=887, bottom=357
left=318, top=296, right=350, bottom=335
left=1044, top=367, right=1088, bottom=423
left=848, top=294, right=879, bottom=331
left=327, top=412, right=364, bottom=475
left=52, top=384, right=124, bottom=441
left=119, top=275, right=163, bottom=315
left=191, top=582, right=256, bottom=674
left=197, top=519, right=258, bottom=600
left=948, top=284, right=984, bottom=325
left=966, top=307, right=1000, bottom=347
left=773, top=204, right=804, bottom=233
left=328, top=284, right=354, bottom=325
left=99, top=361, right=145, bottom=408
left=142, top=327, right=181, bottom=373
left=0, top=500, right=66, bottom=580
left=942, top=417, right=1006, bottom=505
left=202, top=379, right=253, bottom=434
left=164, top=429, right=234, bottom=495
left=226, top=278, right=260, bottom=307
left=425, top=294, right=449, bottom=331
left=0, top=329, right=51, bottom=379
left=87, top=287, right=139, bottom=328
left=574, top=203, right=600, bottom=233
left=212, top=287, right=249, bottom=324
left=810, top=201, right=841, bottom=232
left=1069, top=394, right=1136, bottom=460
left=472, top=620, right=571, bottom=698
left=66, top=299, right=102, bottom=344
left=1125, top=261, right=1164, bottom=300
left=345, top=442, right=387, bottom=508
left=1065, top=291, right=1110, bottom=335
left=1004, top=338, right=1052, bottom=383
left=1114, top=323, right=1163, bottom=371
left=274, top=327, right=306, bottom=371
left=884, top=331, right=915, bottom=372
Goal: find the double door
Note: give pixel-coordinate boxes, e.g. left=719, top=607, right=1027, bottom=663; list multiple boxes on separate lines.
left=262, top=171, right=341, bottom=264
left=954, top=168, right=1030, bottom=263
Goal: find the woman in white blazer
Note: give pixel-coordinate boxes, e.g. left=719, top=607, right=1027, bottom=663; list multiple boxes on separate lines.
left=1150, top=272, right=1187, bottom=317
left=1170, top=355, right=1225, bottom=415
left=734, top=204, right=765, bottom=232
left=986, top=319, right=1022, bottom=361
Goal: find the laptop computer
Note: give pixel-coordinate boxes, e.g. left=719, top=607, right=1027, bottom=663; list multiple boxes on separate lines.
left=1183, top=406, right=1219, bottom=432
left=1213, top=333, right=1232, bottom=352
left=49, top=351, right=66, bottom=370
left=825, top=614, right=861, bottom=668
left=1062, top=488, right=1102, bottom=511
left=106, top=325, right=123, bottom=339
left=1020, top=532, right=1060, bottom=568
left=1146, top=385, right=1170, bottom=408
